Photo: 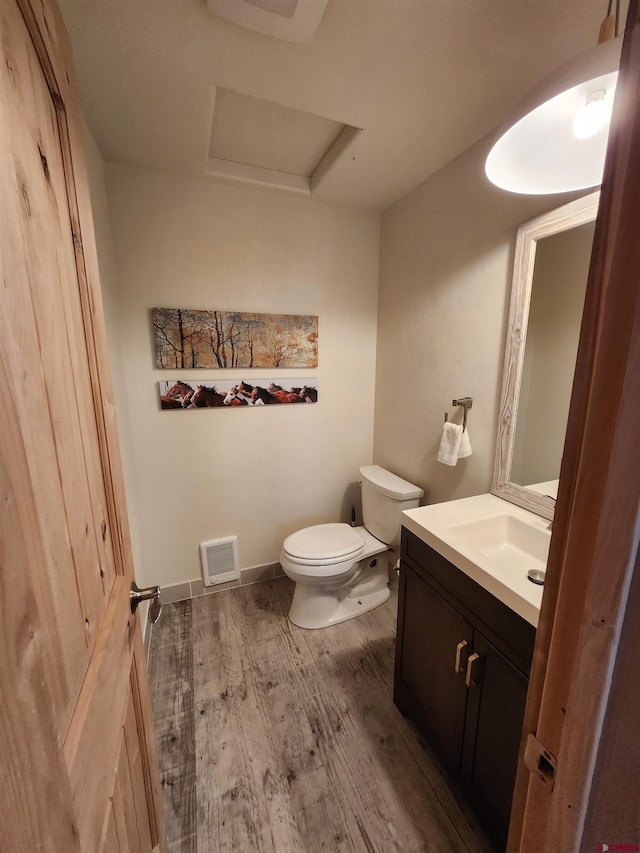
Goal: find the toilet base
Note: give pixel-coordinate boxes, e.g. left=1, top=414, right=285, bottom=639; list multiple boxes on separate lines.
left=287, top=560, right=390, bottom=630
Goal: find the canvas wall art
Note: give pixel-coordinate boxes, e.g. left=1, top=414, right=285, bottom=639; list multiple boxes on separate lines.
left=152, top=308, right=318, bottom=369
left=158, top=379, right=318, bottom=409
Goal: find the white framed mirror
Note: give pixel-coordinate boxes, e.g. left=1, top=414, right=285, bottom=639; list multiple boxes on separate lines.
left=492, top=191, right=599, bottom=518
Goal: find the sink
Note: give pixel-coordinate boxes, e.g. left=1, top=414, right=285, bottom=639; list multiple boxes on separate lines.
left=402, top=494, right=551, bottom=626
left=448, top=514, right=550, bottom=574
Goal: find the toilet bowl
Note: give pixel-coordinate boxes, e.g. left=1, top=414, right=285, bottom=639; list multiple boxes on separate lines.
left=280, top=466, right=423, bottom=629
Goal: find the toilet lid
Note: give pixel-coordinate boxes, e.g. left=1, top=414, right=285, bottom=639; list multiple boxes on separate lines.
left=283, top=523, right=365, bottom=564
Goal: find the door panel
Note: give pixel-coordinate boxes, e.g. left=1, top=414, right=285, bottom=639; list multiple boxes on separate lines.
left=101, top=803, right=122, bottom=853
left=64, top=577, right=133, bottom=850
left=397, top=565, right=471, bottom=770
left=463, top=632, right=529, bottom=849
left=0, top=1, right=165, bottom=850
left=1, top=0, right=101, bottom=727
left=123, top=688, right=155, bottom=853
left=0, top=360, right=81, bottom=853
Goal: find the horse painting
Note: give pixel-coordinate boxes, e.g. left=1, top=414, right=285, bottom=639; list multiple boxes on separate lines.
left=250, top=386, right=279, bottom=405
left=159, top=378, right=317, bottom=411
left=223, top=386, right=248, bottom=406
left=236, top=380, right=256, bottom=401
left=160, top=396, right=183, bottom=409
left=164, top=380, right=195, bottom=407
left=275, top=390, right=306, bottom=404
left=188, top=385, right=226, bottom=407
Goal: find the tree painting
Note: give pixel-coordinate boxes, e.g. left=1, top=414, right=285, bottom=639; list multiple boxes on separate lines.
left=152, top=308, right=318, bottom=369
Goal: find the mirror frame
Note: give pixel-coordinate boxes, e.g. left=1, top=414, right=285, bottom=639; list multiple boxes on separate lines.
left=491, top=191, right=600, bottom=519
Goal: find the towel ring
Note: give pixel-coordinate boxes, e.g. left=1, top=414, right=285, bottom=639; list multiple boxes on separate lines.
left=451, top=397, right=473, bottom=432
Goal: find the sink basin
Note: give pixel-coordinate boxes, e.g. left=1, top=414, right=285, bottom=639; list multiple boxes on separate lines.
left=448, top=514, right=550, bottom=574
left=402, top=494, right=551, bottom=626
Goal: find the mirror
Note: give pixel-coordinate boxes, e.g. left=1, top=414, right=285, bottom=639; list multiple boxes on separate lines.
left=492, top=191, right=599, bottom=519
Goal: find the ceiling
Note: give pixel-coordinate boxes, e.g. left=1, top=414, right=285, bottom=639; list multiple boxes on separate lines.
left=58, top=0, right=618, bottom=211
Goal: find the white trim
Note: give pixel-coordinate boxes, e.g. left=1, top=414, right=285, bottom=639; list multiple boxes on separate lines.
left=206, top=157, right=311, bottom=195
left=159, top=562, right=286, bottom=605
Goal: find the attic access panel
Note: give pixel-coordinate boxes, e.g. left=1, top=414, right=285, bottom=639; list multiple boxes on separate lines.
left=207, top=0, right=329, bottom=42
left=209, top=88, right=346, bottom=178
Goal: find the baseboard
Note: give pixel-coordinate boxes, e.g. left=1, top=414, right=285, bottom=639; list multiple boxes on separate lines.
left=158, top=562, right=286, bottom=606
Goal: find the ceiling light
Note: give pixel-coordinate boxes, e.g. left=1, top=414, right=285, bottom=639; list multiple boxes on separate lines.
left=486, top=11, right=622, bottom=195
left=572, top=89, right=612, bottom=139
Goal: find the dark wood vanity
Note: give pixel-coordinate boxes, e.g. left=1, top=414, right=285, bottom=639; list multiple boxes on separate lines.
left=394, top=527, right=536, bottom=851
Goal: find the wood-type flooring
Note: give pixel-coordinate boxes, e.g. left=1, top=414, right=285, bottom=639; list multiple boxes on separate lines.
left=147, top=577, right=494, bottom=852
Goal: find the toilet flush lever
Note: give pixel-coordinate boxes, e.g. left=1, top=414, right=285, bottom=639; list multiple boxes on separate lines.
left=130, top=581, right=163, bottom=624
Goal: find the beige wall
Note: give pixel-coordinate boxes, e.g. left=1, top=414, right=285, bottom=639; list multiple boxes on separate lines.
left=104, top=165, right=380, bottom=589
left=83, top=126, right=148, bottom=590
left=374, top=134, right=584, bottom=505
left=88, top=121, right=591, bottom=590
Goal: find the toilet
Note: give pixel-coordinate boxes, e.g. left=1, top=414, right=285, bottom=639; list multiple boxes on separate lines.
left=280, top=465, right=424, bottom=629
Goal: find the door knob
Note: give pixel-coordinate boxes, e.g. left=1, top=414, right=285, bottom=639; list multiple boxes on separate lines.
left=130, top=581, right=162, bottom=624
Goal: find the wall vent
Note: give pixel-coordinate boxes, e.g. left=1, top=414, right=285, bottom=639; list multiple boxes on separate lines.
left=200, top=536, right=239, bottom=586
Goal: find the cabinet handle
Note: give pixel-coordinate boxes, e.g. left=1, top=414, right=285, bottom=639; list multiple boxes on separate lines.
left=454, top=639, right=468, bottom=675
left=465, top=652, right=482, bottom=688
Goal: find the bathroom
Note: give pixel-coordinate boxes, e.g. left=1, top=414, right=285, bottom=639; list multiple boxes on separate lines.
left=75, top=3, right=600, bottom=623
left=26, top=0, right=637, bottom=850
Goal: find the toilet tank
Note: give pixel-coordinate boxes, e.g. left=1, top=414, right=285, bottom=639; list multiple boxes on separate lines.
left=359, top=465, right=424, bottom=549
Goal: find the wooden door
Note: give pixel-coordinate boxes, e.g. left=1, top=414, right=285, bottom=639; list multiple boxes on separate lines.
left=394, top=565, right=471, bottom=770
left=0, top=1, right=165, bottom=851
left=508, top=0, right=640, bottom=848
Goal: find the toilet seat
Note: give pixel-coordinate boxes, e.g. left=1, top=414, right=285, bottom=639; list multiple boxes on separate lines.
left=282, top=523, right=365, bottom=566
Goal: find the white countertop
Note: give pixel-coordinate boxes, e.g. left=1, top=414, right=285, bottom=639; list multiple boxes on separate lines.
left=402, top=493, right=550, bottom=627
left=526, top=479, right=559, bottom=499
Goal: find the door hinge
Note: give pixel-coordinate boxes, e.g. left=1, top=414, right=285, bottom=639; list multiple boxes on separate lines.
left=524, top=733, right=557, bottom=790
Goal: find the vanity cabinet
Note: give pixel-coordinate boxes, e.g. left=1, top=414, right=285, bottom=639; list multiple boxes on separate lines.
left=394, top=528, right=536, bottom=851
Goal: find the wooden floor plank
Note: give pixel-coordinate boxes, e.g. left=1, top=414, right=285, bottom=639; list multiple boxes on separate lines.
left=234, top=584, right=363, bottom=853
left=195, top=691, right=273, bottom=852
left=167, top=836, right=196, bottom=853
left=292, top=581, right=493, bottom=853
left=150, top=599, right=193, bottom=651
left=150, top=579, right=494, bottom=852
left=193, top=588, right=276, bottom=852
left=160, top=763, right=196, bottom=848
left=194, top=582, right=358, bottom=853
left=148, top=601, right=197, bottom=849
left=148, top=600, right=195, bottom=723
left=296, top=627, right=463, bottom=850
left=192, top=589, right=245, bottom=699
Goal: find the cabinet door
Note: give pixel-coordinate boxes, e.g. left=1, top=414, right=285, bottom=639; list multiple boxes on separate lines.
left=396, top=565, right=472, bottom=771
left=462, top=631, right=529, bottom=850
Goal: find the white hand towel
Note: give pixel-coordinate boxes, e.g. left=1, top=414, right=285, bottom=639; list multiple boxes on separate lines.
left=458, top=429, right=473, bottom=459
left=438, top=422, right=463, bottom=466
